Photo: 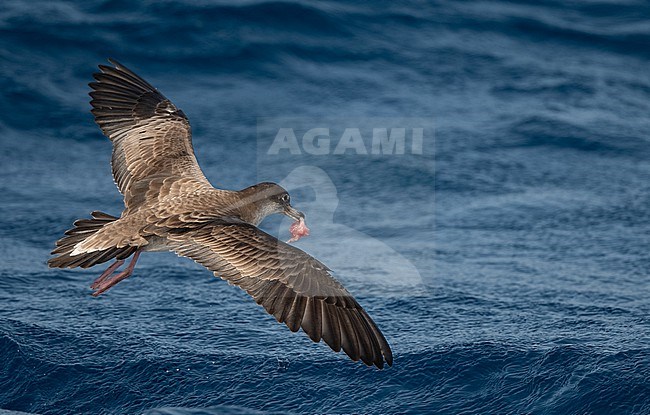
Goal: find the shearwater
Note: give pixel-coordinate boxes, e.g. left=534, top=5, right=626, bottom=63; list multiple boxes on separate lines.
left=48, top=59, right=392, bottom=369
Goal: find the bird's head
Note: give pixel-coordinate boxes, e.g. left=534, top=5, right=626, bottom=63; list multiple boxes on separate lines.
left=238, top=182, right=304, bottom=226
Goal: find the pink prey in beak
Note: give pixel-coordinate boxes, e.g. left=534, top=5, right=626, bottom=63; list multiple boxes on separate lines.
left=287, top=217, right=310, bottom=243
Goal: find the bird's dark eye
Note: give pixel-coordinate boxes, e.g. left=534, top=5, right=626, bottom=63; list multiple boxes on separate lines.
left=281, top=194, right=290, bottom=204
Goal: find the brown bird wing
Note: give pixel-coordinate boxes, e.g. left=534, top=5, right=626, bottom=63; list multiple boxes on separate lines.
left=166, top=221, right=393, bottom=369
left=89, top=59, right=210, bottom=208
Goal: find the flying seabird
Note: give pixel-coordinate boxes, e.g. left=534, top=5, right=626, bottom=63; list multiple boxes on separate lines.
left=48, top=59, right=393, bottom=369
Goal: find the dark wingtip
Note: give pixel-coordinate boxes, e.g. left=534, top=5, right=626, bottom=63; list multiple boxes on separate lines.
left=97, top=58, right=124, bottom=75
left=371, top=350, right=392, bottom=369
left=383, top=344, right=393, bottom=367
left=97, top=64, right=112, bottom=73
left=107, top=57, right=123, bottom=68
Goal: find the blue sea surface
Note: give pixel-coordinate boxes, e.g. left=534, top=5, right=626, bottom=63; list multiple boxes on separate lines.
left=1, top=0, right=649, bottom=414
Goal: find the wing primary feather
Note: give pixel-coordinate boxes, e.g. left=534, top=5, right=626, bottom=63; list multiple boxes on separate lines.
left=89, top=80, right=139, bottom=95
left=107, top=58, right=158, bottom=91
left=336, top=307, right=360, bottom=362
left=346, top=308, right=373, bottom=366
left=98, top=64, right=155, bottom=92
left=361, top=308, right=393, bottom=366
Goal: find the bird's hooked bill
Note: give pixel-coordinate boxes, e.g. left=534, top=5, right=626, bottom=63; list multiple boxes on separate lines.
left=284, top=205, right=304, bottom=221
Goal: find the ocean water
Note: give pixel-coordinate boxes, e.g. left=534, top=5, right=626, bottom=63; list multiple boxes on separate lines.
left=1, top=0, right=649, bottom=414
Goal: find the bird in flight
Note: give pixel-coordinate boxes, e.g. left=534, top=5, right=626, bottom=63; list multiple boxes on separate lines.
left=48, top=59, right=393, bottom=369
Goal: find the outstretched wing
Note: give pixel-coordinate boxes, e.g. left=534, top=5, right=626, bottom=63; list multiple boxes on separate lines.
left=89, top=59, right=210, bottom=208
left=167, top=222, right=393, bottom=369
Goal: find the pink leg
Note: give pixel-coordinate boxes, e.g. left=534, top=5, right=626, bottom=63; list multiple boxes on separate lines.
left=90, top=259, right=125, bottom=289
left=91, top=250, right=142, bottom=297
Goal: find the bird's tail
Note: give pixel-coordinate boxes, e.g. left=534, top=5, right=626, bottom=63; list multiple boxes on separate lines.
left=48, top=211, right=137, bottom=269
